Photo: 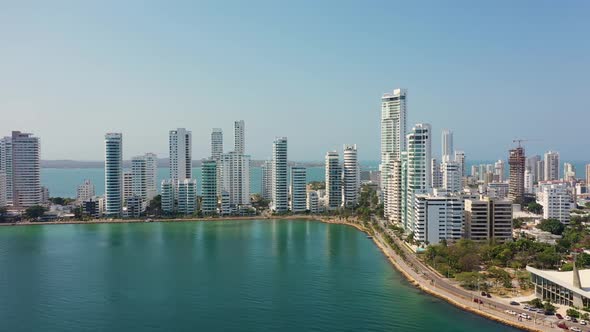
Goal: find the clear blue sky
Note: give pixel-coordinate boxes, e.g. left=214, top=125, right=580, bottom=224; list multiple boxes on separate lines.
left=1, top=0, right=588, bottom=162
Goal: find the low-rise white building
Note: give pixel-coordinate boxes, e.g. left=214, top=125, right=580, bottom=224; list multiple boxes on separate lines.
left=177, top=179, right=197, bottom=215
left=486, top=182, right=509, bottom=199
left=527, top=266, right=590, bottom=308
left=441, top=161, right=461, bottom=193
left=413, top=191, right=464, bottom=245
left=537, top=181, right=573, bottom=224
left=77, top=179, right=95, bottom=202
left=306, top=191, right=319, bottom=213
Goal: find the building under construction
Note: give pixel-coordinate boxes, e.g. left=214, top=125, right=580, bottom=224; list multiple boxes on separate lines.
left=508, top=146, right=525, bottom=204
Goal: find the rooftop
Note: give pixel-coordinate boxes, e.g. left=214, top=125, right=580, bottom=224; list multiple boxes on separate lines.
left=527, top=266, right=590, bottom=297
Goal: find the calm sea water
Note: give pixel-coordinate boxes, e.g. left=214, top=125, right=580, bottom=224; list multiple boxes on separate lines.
left=41, top=160, right=590, bottom=198
left=0, top=219, right=518, bottom=332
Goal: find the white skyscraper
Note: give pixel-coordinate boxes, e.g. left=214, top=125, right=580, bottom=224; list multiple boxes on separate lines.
left=380, top=88, right=407, bottom=219
left=211, top=128, right=223, bottom=160
left=431, top=158, right=442, bottom=189
left=0, top=137, right=13, bottom=206
left=219, top=152, right=251, bottom=210
left=564, top=162, right=576, bottom=181
left=123, top=171, right=133, bottom=201
left=325, top=151, right=342, bottom=210
left=524, top=167, right=534, bottom=194
left=271, top=137, right=288, bottom=212
left=494, top=159, right=505, bottom=182
left=0, top=172, right=6, bottom=207
left=201, top=159, right=218, bottom=214
left=526, top=155, right=541, bottom=183
left=169, top=128, right=192, bottom=182
left=144, top=153, right=158, bottom=200
left=105, top=133, right=123, bottom=216
left=290, top=166, right=307, bottom=213
left=234, top=120, right=245, bottom=155
left=441, top=161, right=461, bottom=193
left=342, top=144, right=359, bottom=207
left=454, top=150, right=465, bottom=178
left=389, top=159, right=404, bottom=224
left=131, top=156, right=147, bottom=200
left=160, top=179, right=175, bottom=214
left=544, top=151, right=560, bottom=181
left=537, top=182, right=573, bottom=224
left=405, top=123, right=432, bottom=232
left=441, top=129, right=453, bottom=162
left=261, top=160, right=272, bottom=201
left=77, top=179, right=95, bottom=202
left=218, top=120, right=251, bottom=213
left=3, top=132, right=41, bottom=208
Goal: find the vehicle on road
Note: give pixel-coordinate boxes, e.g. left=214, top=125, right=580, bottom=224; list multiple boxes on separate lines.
left=556, top=313, right=564, bottom=319
left=580, top=319, right=587, bottom=325
left=565, top=316, right=572, bottom=321
left=519, top=313, right=531, bottom=320
left=510, top=301, right=520, bottom=306
left=569, top=327, right=581, bottom=332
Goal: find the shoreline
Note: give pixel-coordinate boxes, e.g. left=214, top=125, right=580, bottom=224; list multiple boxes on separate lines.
left=0, top=216, right=540, bottom=330
left=369, top=235, right=537, bottom=332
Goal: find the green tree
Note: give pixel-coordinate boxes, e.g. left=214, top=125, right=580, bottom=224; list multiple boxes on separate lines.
left=530, top=298, right=543, bottom=309
left=0, top=206, right=7, bottom=222
left=146, top=195, right=162, bottom=216
left=513, top=218, right=525, bottom=229
left=527, top=202, right=543, bottom=214
left=488, top=267, right=512, bottom=288
left=455, top=272, right=486, bottom=290
left=537, top=219, right=565, bottom=235
left=567, top=308, right=581, bottom=318
left=25, top=205, right=46, bottom=220
left=543, top=301, right=556, bottom=313
left=308, top=181, right=325, bottom=190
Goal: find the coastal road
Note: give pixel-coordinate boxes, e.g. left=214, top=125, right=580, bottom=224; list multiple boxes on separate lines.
left=370, top=220, right=565, bottom=332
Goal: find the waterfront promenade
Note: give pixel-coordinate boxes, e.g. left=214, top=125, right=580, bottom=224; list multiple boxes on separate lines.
left=369, top=219, right=562, bottom=332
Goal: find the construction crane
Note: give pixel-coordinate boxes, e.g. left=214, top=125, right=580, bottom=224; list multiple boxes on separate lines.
left=512, top=139, right=541, bottom=148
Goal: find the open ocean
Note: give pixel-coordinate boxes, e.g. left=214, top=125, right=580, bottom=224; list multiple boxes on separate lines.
left=41, top=160, right=588, bottom=198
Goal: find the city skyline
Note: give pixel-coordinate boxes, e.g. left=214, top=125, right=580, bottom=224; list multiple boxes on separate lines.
left=2, top=1, right=589, bottom=161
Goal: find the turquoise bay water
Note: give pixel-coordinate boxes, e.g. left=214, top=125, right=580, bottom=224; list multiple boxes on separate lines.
left=0, top=220, right=518, bottom=332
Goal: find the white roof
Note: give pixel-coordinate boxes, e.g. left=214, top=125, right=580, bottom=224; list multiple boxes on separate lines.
left=527, top=266, right=590, bottom=297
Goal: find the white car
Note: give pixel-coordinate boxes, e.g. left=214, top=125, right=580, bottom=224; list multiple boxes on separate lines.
left=570, top=327, right=581, bottom=332
left=581, top=320, right=587, bottom=325
left=566, top=316, right=572, bottom=321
